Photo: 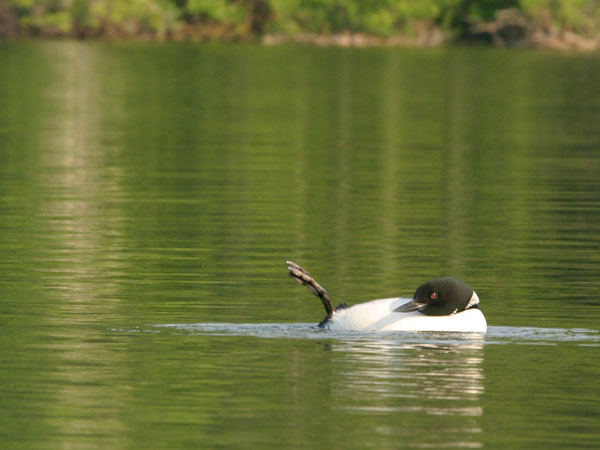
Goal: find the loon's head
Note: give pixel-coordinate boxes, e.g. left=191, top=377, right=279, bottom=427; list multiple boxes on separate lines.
left=394, top=277, right=479, bottom=316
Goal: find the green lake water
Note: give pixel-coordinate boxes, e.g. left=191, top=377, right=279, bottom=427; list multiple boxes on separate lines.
left=1, top=42, right=599, bottom=448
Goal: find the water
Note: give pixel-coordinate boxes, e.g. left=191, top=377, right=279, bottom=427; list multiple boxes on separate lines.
left=1, top=41, right=600, bottom=448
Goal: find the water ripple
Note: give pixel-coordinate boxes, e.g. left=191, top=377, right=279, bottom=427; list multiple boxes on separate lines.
left=145, top=323, right=600, bottom=345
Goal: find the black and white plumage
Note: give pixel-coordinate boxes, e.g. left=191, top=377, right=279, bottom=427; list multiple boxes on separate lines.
left=287, top=261, right=487, bottom=333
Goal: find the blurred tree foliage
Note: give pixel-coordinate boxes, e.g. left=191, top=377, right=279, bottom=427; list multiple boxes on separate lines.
left=1, top=0, right=599, bottom=40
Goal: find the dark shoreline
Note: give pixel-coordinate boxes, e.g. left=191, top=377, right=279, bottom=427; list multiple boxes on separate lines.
left=262, top=30, right=599, bottom=51
left=2, top=8, right=599, bottom=52
left=3, top=30, right=598, bottom=52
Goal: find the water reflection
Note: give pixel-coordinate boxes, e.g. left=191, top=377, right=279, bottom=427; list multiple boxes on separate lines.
left=163, top=322, right=487, bottom=449
left=328, top=338, right=484, bottom=448
left=2, top=42, right=600, bottom=449
left=26, top=42, right=132, bottom=446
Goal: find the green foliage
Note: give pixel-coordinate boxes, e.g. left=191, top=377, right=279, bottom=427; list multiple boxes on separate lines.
left=268, top=0, right=465, bottom=36
left=462, top=0, right=519, bottom=21
left=90, top=0, right=180, bottom=33
left=521, top=0, right=600, bottom=35
left=19, top=10, right=73, bottom=33
left=185, top=0, right=247, bottom=24
left=1, top=0, right=600, bottom=39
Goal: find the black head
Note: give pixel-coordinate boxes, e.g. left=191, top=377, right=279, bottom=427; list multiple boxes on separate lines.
left=394, top=277, right=478, bottom=316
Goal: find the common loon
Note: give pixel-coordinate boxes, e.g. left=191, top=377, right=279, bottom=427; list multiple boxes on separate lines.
left=286, top=261, right=487, bottom=333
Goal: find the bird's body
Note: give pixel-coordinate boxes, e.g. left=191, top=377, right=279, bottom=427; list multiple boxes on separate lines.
left=323, top=296, right=487, bottom=332
left=286, top=261, right=487, bottom=333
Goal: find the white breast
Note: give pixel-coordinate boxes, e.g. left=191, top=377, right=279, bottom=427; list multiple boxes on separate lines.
left=326, top=297, right=487, bottom=333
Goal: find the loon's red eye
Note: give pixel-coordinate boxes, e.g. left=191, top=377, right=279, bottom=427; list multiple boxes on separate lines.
left=431, top=292, right=438, bottom=300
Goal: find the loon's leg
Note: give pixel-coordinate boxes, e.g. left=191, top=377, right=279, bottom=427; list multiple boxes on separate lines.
left=286, top=261, right=333, bottom=318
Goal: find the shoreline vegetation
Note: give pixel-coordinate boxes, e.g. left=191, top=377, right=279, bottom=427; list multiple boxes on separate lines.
left=2, top=1, right=600, bottom=51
